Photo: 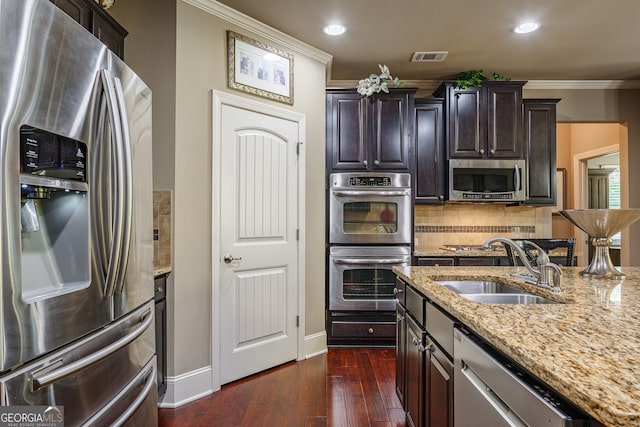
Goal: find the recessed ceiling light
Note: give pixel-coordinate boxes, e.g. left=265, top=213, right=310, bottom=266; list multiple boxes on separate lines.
left=323, top=24, right=346, bottom=36
left=514, top=22, right=540, bottom=34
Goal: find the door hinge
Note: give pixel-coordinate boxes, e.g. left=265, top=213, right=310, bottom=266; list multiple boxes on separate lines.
left=296, top=229, right=299, bottom=240
left=296, top=315, right=300, bottom=327
left=296, top=142, right=303, bottom=155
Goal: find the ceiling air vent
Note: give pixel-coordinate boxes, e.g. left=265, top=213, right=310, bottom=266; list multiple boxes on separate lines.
left=410, top=51, right=448, bottom=62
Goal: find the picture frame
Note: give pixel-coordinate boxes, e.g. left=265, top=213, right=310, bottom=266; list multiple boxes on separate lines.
left=552, top=168, right=567, bottom=213
left=227, top=31, right=294, bottom=105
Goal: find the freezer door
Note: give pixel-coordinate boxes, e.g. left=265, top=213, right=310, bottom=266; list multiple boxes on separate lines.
left=0, top=301, right=156, bottom=427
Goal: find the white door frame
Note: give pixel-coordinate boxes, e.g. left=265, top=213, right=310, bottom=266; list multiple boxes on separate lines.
left=572, top=143, right=624, bottom=266
left=210, top=90, right=305, bottom=391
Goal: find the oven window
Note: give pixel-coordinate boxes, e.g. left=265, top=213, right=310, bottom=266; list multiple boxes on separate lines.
left=342, top=268, right=396, bottom=300
left=343, top=202, right=397, bottom=234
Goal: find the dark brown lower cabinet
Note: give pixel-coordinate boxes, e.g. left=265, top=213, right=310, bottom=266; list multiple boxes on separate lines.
left=154, top=274, right=168, bottom=399
left=397, top=277, right=454, bottom=427
left=426, top=337, right=454, bottom=427
left=405, top=314, right=425, bottom=427
left=396, top=302, right=407, bottom=407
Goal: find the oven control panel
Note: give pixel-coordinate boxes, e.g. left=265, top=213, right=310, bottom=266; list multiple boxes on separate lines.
left=349, top=176, right=392, bottom=187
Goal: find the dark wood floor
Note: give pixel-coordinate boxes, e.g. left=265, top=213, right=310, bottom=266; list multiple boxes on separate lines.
left=158, top=347, right=406, bottom=427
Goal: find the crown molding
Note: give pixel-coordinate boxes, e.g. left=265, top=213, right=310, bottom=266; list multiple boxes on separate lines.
left=181, top=0, right=333, bottom=68
left=524, top=80, right=640, bottom=90
left=328, top=79, right=640, bottom=91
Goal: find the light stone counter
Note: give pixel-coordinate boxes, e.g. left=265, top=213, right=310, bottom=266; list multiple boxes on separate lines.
left=393, top=265, right=640, bottom=427
left=414, top=249, right=508, bottom=257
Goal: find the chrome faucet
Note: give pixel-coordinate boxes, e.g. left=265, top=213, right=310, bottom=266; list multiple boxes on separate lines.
left=483, top=237, right=563, bottom=291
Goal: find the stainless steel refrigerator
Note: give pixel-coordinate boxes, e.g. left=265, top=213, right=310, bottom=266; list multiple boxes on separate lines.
left=0, top=0, right=157, bottom=425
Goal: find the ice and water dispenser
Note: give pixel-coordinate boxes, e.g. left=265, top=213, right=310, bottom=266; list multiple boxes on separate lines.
left=19, top=126, right=90, bottom=301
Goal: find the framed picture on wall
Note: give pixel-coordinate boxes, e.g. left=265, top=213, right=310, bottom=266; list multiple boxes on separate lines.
left=552, top=168, right=567, bottom=213
left=227, top=30, right=294, bottom=105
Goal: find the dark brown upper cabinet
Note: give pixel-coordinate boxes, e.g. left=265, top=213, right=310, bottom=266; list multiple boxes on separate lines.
left=522, top=99, right=560, bottom=205
left=50, top=0, right=128, bottom=59
left=434, top=81, right=526, bottom=159
left=413, top=98, right=446, bottom=204
left=326, top=88, right=416, bottom=174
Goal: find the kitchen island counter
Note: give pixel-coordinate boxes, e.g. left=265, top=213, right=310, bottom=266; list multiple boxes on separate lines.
left=393, top=265, right=640, bottom=427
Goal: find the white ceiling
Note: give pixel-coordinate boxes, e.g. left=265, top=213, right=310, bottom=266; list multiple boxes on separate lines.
left=215, top=0, right=640, bottom=86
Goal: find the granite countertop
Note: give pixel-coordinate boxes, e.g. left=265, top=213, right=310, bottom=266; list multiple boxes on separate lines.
left=414, top=247, right=573, bottom=258
left=414, top=248, right=508, bottom=257
left=393, top=265, right=640, bottom=427
left=154, top=267, right=172, bottom=277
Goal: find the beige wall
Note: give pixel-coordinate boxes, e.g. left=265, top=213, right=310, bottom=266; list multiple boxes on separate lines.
left=111, top=1, right=327, bottom=378
left=553, top=123, right=625, bottom=238
left=110, top=1, right=176, bottom=191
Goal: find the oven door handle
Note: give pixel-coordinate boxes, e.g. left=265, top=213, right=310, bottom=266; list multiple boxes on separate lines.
left=331, top=190, right=410, bottom=197
left=333, top=258, right=408, bottom=265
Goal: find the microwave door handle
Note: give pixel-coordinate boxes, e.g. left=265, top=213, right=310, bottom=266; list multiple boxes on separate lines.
left=111, top=76, right=134, bottom=295
left=514, top=164, right=521, bottom=197
left=332, top=190, right=410, bottom=197
left=100, top=69, right=126, bottom=298
left=333, top=258, right=408, bottom=265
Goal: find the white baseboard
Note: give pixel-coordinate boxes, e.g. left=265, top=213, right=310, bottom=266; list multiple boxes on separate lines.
left=303, top=330, right=327, bottom=359
left=158, top=366, right=213, bottom=408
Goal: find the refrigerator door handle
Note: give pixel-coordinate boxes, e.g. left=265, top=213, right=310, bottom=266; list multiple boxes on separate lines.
left=112, top=76, right=134, bottom=295
left=30, top=308, right=153, bottom=391
left=81, top=358, right=156, bottom=427
left=99, top=69, right=126, bottom=298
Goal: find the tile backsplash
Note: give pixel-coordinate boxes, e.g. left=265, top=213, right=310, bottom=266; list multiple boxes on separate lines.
left=153, top=190, right=173, bottom=272
left=414, top=204, right=552, bottom=251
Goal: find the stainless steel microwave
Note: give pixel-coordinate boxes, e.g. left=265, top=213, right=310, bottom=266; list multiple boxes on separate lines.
left=449, top=159, right=527, bottom=202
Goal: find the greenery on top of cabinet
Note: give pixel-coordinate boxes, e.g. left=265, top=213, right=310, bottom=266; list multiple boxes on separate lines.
left=453, top=70, right=511, bottom=89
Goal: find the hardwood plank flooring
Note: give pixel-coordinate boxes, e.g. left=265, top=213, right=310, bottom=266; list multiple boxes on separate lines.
left=158, top=348, right=406, bottom=427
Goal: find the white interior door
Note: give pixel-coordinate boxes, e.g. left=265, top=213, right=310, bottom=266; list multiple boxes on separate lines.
left=219, top=102, right=300, bottom=384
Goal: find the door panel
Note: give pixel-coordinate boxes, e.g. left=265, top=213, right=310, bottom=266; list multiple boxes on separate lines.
left=220, top=104, right=299, bottom=384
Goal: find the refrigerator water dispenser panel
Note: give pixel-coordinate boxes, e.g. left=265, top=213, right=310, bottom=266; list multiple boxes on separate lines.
left=20, top=125, right=87, bottom=181
left=19, top=126, right=90, bottom=303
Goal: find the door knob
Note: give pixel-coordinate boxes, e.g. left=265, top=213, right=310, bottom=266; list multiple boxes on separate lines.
left=223, top=254, right=242, bottom=264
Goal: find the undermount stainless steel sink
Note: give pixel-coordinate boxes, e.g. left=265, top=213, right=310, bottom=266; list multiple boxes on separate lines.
left=460, top=293, right=558, bottom=304
left=437, top=280, right=528, bottom=295
left=436, top=280, right=559, bottom=304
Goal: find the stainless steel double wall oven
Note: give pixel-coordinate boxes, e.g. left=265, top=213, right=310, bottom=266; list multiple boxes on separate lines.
left=328, top=173, right=412, bottom=313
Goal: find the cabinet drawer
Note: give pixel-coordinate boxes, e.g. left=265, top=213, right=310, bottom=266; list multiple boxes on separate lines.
left=405, top=285, right=425, bottom=326
left=426, top=302, right=455, bottom=357
left=154, top=275, right=167, bottom=302
left=416, top=257, right=454, bottom=267
left=457, top=257, right=499, bottom=266
left=332, top=321, right=396, bottom=338
left=394, top=278, right=406, bottom=306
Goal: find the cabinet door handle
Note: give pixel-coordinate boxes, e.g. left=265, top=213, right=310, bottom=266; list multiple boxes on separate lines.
left=374, top=159, right=380, bottom=166
left=490, top=148, right=496, bottom=154
left=412, top=337, right=420, bottom=346
left=479, top=148, right=485, bottom=155
left=418, top=344, right=426, bottom=353
left=368, top=328, right=374, bottom=334
left=397, top=314, right=405, bottom=321
left=363, top=160, right=368, bottom=166
left=393, top=287, right=403, bottom=295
